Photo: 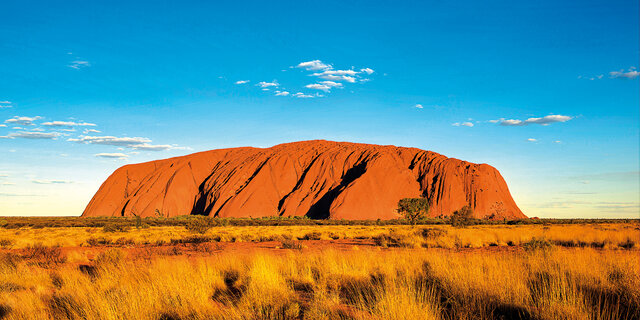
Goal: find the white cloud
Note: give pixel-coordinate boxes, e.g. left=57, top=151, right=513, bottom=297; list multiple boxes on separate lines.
left=275, top=91, right=290, bottom=96
left=7, top=131, right=61, bottom=139
left=32, top=179, right=73, bottom=184
left=257, top=81, right=279, bottom=88
left=235, top=80, right=250, bottom=84
left=414, top=104, right=423, bottom=109
left=293, top=92, right=322, bottom=98
left=452, top=122, right=474, bottom=127
left=319, top=80, right=342, bottom=88
left=527, top=138, right=537, bottom=142
left=554, top=140, right=562, bottom=144
left=0, top=101, right=11, bottom=108
left=69, top=135, right=150, bottom=146
left=305, top=81, right=342, bottom=92
left=69, top=60, right=90, bottom=69
left=131, top=143, right=175, bottom=151
left=305, top=84, right=332, bottom=92
left=68, top=135, right=181, bottom=151
left=0, top=124, right=6, bottom=127
left=296, top=60, right=331, bottom=71
left=5, top=116, right=42, bottom=126
left=360, top=68, right=374, bottom=74
left=496, top=115, right=572, bottom=126
left=312, top=73, right=357, bottom=83
left=0, top=101, right=11, bottom=104
left=95, top=153, right=129, bottom=159
left=83, top=129, right=101, bottom=134
left=42, top=121, right=96, bottom=127
left=609, top=67, right=639, bottom=79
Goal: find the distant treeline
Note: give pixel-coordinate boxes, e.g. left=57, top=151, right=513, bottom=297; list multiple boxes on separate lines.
left=0, top=216, right=637, bottom=229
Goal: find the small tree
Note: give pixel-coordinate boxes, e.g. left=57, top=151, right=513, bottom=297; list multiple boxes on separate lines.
left=450, top=205, right=474, bottom=228
left=397, top=198, right=429, bottom=226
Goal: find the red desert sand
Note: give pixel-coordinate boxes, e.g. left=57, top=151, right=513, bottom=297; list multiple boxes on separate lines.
left=82, top=140, right=525, bottom=220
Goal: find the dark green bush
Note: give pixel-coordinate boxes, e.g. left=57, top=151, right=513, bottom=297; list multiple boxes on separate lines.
left=397, top=198, right=430, bottom=226
left=450, top=206, right=474, bottom=228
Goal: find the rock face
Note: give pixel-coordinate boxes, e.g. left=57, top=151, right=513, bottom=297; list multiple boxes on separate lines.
left=82, top=140, right=525, bottom=220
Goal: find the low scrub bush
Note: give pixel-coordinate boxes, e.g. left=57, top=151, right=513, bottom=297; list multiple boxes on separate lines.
left=0, top=239, right=14, bottom=249
left=522, top=237, right=553, bottom=251
left=85, top=237, right=113, bottom=247
left=281, top=239, right=305, bottom=250
left=102, top=224, right=131, bottom=233
left=22, top=243, right=66, bottom=267
left=185, top=218, right=215, bottom=234
left=298, top=232, right=322, bottom=240
left=619, top=238, right=636, bottom=249
left=420, top=227, right=447, bottom=240
left=373, top=232, right=421, bottom=248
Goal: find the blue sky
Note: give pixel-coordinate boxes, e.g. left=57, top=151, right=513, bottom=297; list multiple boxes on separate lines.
left=0, top=0, right=638, bottom=217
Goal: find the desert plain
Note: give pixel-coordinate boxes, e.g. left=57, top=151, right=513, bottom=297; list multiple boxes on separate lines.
left=0, top=217, right=638, bottom=320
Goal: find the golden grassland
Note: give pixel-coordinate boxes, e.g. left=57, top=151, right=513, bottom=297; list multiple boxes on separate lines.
left=0, top=222, right=638, bottom=319
left=0, top=223, right=638, bottom=250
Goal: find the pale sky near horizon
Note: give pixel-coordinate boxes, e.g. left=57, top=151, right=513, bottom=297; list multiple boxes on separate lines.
left=0, top=0, right=638, bottom=218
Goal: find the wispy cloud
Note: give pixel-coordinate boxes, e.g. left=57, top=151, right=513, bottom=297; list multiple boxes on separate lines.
left=257, top=81, right=279, bottom=88
left=414, top=104, right=423, bottom=109
left=452, top=122, right=474, bottom=127
left=360, top=68, right=374, bottom=75
left=95, top=153, right=129, bottom=159
left=296, top=60, right=332, bottom=71
left=235, top=80, right=250, bottom=84
left=305, top=81, right=343, bottom=92
left=0, top=101, right=12, bottom=108
left=69, top=60, right=90, bottom=69
left=83, top=129, right=101, bottom=134
left=578, top=74, right=604, bottom=81
left=42, top=121, right=97, bottom=127
left=68, top=135, right=184, bottom=151
left=526, top=138, right=537, bottom=142
left=609, top=67, right=638, bottom=79
left=32, top=179, right=73, bottom=184
left=297, top=59, right=373, bottom=84
left=293, top=92, right=322, bottom=98
left=311, top=70, right=357, bottom=83
left=274, top=91, right=290, bottom=96
left=5, top=116, right=42, bottom=126
left=494, top=115, right=572, bottom=126
left=6, top=131, right=61, bottom=139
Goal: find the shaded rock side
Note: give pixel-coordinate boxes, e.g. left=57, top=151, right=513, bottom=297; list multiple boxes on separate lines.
left=82, top=140, right=526, bottom=219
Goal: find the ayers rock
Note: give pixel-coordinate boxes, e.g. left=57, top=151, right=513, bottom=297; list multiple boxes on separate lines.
left=82, top=140, right=525, bottom=220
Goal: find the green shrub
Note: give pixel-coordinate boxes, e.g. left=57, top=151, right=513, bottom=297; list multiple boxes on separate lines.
left=420, top=227, right=447, bottom=239
left=397, top=198, right=429, bottom=226
left=522, top=237, right=553, bottom=251
left=185, top=218, right=214, bottom=234
left=450, top=206, right=474, bottom=228
left=102, top=224, right=130, bottom=233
